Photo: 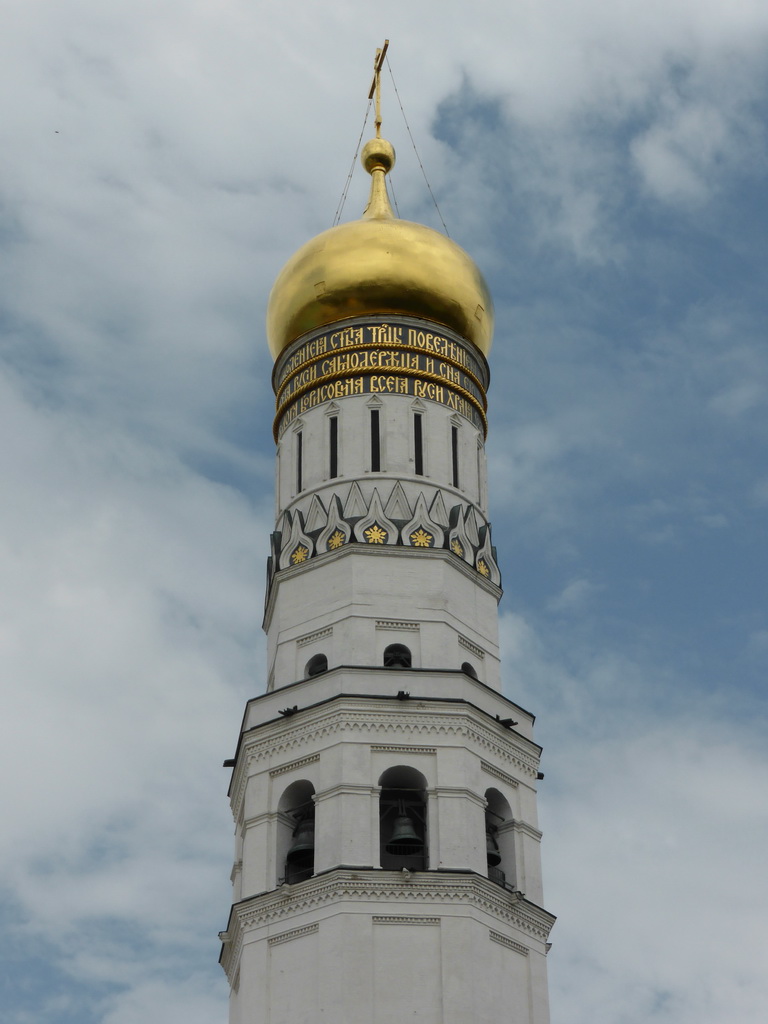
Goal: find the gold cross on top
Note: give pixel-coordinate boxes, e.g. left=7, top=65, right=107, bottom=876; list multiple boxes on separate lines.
left=368, top=39, right=389, bottom=138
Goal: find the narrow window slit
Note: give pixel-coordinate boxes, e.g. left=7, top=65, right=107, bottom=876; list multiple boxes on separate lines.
left=370, top=409, right=381, bottom=472
left=329, top=416, right=338, bottom=478
left=414, top=413, right=424, bottom=476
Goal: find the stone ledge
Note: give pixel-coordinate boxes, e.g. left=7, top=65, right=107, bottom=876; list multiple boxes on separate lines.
left=219, top=868, right=555, bottom=982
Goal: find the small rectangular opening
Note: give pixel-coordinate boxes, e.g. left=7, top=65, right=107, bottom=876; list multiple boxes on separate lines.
left=296, top=431, right=303, bottom=492
left=370, top=409, right=381, bottom=472
left=451, top=425, right=459, bottom=487
left=414, top=413, right=424, bottom=476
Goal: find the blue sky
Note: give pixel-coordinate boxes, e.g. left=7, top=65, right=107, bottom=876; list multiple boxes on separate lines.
left=1, top=3, right=767, bottom=1022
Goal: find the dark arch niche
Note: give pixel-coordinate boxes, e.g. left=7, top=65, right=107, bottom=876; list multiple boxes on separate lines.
left=485, top=787, right=515, bottom=889
left=383, top=643, right=412, bottom=668
left=305, top=653, right=328, bottom=678
left=379, top=765, right=427, bottom=870
left=278, top=780, right=316, bottom=885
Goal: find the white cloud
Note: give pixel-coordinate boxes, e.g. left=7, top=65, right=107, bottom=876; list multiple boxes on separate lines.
left=0, top=371, right=263, bottom=1011
left=630, top=94, right=759, bottom=204
left=547, top=578, right=602, bottom=613
left=500, top=609, right=768, bottom=1024
left=545, top=722, right=768, bottom=1024
left=99, top=979, right=226, bottom=1024
left=709, top=380, right=764, bottom=417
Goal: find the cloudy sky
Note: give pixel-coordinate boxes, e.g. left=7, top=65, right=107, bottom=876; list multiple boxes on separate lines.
left=1, top=2, right=767, bottom=1022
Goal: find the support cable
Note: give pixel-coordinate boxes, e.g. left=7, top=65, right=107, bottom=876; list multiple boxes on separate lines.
left=333, top=98, right=373, bottom=226
left=387, top=174, right=401, bottom=219
left=386, top=56, right=450, bottom=237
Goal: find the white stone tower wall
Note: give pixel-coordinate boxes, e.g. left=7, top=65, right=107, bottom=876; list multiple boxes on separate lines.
left=222, top=284, right=553, bottom=1019
left=276, top=395, right=487, bottom=517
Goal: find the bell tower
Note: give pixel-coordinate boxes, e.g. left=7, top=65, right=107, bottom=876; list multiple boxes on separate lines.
left=219, top=47, right=555, bottom=1024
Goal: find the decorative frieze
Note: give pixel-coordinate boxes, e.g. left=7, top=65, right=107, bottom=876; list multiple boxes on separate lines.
left=269, top=753, right=321, bottom=777
left=370, top=744, right=436, bottom=756
left=481, top=761, right=519, bottom=789
left=373, top=916, right=440, bottom=926
left=267, top=482, right=501, bottom=592
left=489, top=930, right=529, bottom=956
left=268, top=922, right=320, bottom=946
left=356, top=489, right=398, bottom=547
left=403, top=492, right=446, bottom=550
left=458, top=635, right=485, bottom=660
left=375, top=620, right=420, bottom=632
left=296, top=627, right=333, bottom=648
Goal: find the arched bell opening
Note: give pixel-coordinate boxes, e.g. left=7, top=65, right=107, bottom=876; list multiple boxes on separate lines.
left=485, top=787, right=515, bottom=890
left=277, top=780, right=316, bottom=885
left=305, top=653, right=328, bottom=678
left=379, top=765, right=427, bottom=871
left=383, top=643, right=412, bottom=669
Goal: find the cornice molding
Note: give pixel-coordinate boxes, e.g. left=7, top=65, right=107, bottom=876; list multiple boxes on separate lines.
left=242, top=811, right=273, bottom=830
left=433, top=786, right=487, bottom=808
left=314, top=782, right=374, bottom=803
left=230, top=701, right=540, bottom=821
left=220, top=870, right=555, bottom=981
left=513, top=820, right=544, bottom=842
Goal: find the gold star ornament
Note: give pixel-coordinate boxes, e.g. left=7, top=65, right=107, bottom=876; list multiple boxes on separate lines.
left=410, top=528, right=433, bottom=547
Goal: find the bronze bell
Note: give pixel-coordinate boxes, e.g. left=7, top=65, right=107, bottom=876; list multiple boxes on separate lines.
left=386, top=812, right=422, bottom=852
left=486, top=826, right=501, bottom=866
left=286, top=815, right=315, bottom=864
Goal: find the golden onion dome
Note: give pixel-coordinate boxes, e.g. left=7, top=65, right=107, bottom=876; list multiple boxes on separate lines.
left=266, top=137, right=494, bottom=360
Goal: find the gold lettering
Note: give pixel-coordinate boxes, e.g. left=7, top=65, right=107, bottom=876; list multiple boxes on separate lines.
left=446, top=392, right=470, bottom=417
left=371, top=375, right=400, bottom=393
